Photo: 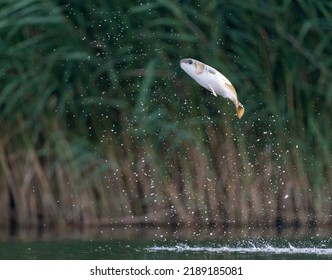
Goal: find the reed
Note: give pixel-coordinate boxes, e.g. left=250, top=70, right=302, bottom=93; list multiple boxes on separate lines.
left=0, top=0, right=331, bottom=231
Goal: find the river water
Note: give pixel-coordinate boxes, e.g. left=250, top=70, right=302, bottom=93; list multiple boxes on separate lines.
left=1, top=226, right=332, bottom=260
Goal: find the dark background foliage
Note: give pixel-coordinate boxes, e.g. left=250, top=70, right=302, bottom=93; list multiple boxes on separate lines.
left=0, top=0, right=331, bottom=230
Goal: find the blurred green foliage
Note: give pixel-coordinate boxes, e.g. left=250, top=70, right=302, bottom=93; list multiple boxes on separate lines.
left=0, top=0, right=331, bottom=228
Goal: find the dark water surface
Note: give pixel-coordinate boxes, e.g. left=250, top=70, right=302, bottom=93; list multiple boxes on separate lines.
left=1, top=226, right=332, bottom=260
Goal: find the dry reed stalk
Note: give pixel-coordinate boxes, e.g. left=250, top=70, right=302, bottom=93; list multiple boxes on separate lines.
left=136, top=153, right=160, bottom=217
left=188, top=145, right=210, bottom=224
left=166, top=154, right=194, bottom=224
left=204, top=125, right=232, bottom=226
left=0, top=178, right=9, bottom=227
left=221, top=121, right=241, bottom=226
left=0, top=140, right=11, bottom=228
left=29, top=149, right=57, bottom=225
left=117, top=132, right=146, bottom=216
left=204, top=166, right=220, bottom=225
left=79, top=190, right=97, bottom=226
left=106, top=151, right=133, bottom=218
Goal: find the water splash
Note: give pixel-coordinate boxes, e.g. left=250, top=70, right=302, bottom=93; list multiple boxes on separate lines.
left=146, top=242, right=332, bottom=256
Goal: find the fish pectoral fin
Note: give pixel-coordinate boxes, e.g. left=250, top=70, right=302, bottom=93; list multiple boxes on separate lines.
left=208, top=84, right=218, bottom=97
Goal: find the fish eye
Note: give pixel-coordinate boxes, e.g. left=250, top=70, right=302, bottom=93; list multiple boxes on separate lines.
left=188, top=60, right=193, bottom=64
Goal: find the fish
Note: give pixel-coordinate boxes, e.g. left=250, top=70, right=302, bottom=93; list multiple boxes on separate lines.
left=180, top=58, right=244, bottom=119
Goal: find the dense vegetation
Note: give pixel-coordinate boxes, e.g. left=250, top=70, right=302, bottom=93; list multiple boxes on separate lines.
left=0, top=0, right=331, bottom=232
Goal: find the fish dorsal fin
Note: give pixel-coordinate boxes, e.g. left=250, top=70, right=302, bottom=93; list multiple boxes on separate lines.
left=208, top=84, right=218, bottom=97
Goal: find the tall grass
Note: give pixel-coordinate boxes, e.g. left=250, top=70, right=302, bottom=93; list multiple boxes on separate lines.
left=0, top=0, right=331, bottom=231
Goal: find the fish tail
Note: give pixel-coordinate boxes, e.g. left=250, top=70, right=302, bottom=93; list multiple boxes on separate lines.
left=236, top=102, right=245, bottom=119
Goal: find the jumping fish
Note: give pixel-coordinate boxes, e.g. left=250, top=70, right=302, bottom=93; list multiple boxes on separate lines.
left=180, top=58, right=244, bottom=119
